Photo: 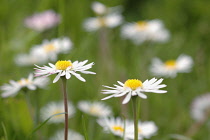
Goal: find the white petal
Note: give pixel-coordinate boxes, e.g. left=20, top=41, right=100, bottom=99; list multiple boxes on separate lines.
left=53, top=73, right=61, bottom=83
left=137, top=92, right=147, bottom=99
left=66, top=72, right=71, bottom=79
left=122, top=92, right=132, bottom=104
left=71, top=72, right=86, bottom=82
left=101, top=95, right=115, bottom=100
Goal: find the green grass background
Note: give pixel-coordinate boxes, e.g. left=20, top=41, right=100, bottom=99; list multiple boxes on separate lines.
left=0, top=0, right=210, bottom=139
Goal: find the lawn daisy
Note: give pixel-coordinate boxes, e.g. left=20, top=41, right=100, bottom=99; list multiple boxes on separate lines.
left=125, top=121, right=158, bottom=140
left=121, top=19, right=170, bottom=45
left=77, top=101, right=112, bottom=117
left=97, top=117, right=125, bottom=138
left=150, top=54, right=193, bottom=78
left=191, top=93, right=210, bottom=122
left=83, top=13, right=123, bottom=32
left=40, top=101, right=75, bottom=123
left=24, top=10, right=60, bottom=32
left=0, top=73, right=49, bottom=98
left=50, top=129, right=84, bottom=140
left=101, top=78, right=167, bottom=104
left=34, top=60, right=95, bottom=83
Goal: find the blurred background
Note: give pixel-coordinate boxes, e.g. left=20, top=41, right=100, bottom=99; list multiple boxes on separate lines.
left=0, top=0, right=210, bottom=139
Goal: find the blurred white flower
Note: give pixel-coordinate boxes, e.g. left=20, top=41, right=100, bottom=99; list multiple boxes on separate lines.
left=121, top=19, right=170, bottom=45
left=0, top=73, right=49, bottom=98
left=150, top=54, right=193, bottom=78
left=41, top=101, right=75, bottom=123
left=24, top=10, right=60, bottom=32
left=15, top=37, right=73, bottom=66
left=83, top=13, right=123, bottom=32
left=102, top=78, right=167, bottom=104
left=77, top=101, right=112, bottom=117
left=191, top=93, right=210, bottom=122
left=34, top=60, right=95, bottom=83
left=125, top=121, right=158, bottom=140
left=50, top=129, right=84, bottom=140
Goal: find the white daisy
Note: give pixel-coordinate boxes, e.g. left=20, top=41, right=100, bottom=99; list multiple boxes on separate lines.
left=24, top=10, right=60, bottom=32
left=77, top=101, right=112, bottom=117
left=50, top=129, right=84, bottom=140
left=125, top=121, right=158, bottom=140
left=15, top=37, right=73, bottom=66
left=34, top=60, right=95, bottom=83
left=83, top=13, right=123, bottom=32
left=97, top=117, right=125, bottom=138
left=101, top=78, right=167, bottom=104
left=121, top=19, right=170, bottom=45
left=191, top=93, right=210, bottom=122
left=0, top=73, right=49, bottom=98
left=150, top=54, right=193, bottom=78
left=40, top=101, right=75, bottom=123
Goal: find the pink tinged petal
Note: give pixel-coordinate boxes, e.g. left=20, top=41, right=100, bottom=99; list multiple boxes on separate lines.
left=53, top=73, right=61, bottom=83
left=122, top=92, right=132, bottom=104
left=65, top=72, right=71, bottom=79
left=137, top=92, right=147, bottom=99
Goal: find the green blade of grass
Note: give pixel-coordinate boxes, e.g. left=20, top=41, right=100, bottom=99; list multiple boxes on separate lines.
left=1, top=122, right=8, bottom=140
left=82, top=115, right=89, bottom=140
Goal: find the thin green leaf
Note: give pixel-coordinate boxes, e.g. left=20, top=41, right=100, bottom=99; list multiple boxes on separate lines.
left=169, top=134, right=192, bottom=140
left=1, top=122, right=8, bottom=140
left=82, top=115, right=89, bottom=140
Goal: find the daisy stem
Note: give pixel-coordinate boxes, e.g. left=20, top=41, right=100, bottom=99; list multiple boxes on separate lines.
left=132, top=96, right=139, bottom=140
left=61, top=77, right=68, bottom=140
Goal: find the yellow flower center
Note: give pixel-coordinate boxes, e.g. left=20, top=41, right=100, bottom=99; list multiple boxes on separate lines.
left=89, top=106, right=100, bottom=115
left=53, top=110, right=64, bottom=118
left=44, top=44, right=56, bottom=52
left=112, top=126, right=124, bottom=132
left=18, top=79, right=31, bottom=86
left=165, top=60, right=177, bottom=69
left=124, top=79, right=143, bottom=90
left=136, top=21, right=148, bottom=31
left=55, top=60, right=72, bottom=70
left=98, top=17, right=106, bottom=27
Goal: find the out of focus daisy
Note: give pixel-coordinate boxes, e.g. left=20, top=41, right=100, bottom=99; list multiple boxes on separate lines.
left=91, top=1, right=122, bottom=15
left=83, top=13, right=123, bottom=32
left=121, top=19, right=170, bottom=45
left=102, top=78, right=167, bottom=104
left=24, top=10, right=60, bottom=32
left=50, top=129, right=84, bottom=140
left=34, top=60, right=95, bottom=83
left=97, top=117, right=125, bottom=138
left=15, top=37, right=72, bottom=66
left=40, top=101, right=75, bottom=123
left=191, top=93, right=210, bottom=122
left=78, top=101, right=112, bottom=117
left=150, top=54, right=193, bottom=78
left=126, top=121, right=158, bottom=140
left=0, top=74, right=49, bottom=98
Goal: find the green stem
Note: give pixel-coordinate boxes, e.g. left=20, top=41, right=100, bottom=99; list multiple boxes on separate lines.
left=132, top=96, right=138, bottom=140
left=61, top=77, right=68, bottom=140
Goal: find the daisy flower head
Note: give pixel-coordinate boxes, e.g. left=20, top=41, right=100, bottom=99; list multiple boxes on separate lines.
left=97, top=117, right=125, bottom=138
left=121, top=19, right=170, bottom=45
left=191, top=93, right=210, bottom=122
left=83, top=13, right=123, bottom=32
left=50, top=129, right=84, bottom=140
left=150, top=54, right=193, bottom=78
left=40, top=101, right=75, bottom=123
left=0, top=73, right=49, bottom=98
left=24, top=10, right=60, bottom=32
left=78, top=101, right=112, bottom=117
left=125, top=121, right=158, bottom=140
left=34, top=60, right=95, bottom=83
left=102, top=78, right=167, bottom=104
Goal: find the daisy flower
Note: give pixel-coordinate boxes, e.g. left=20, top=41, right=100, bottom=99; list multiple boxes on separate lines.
left=125, top=121, right=158, bottom=140
left=191, top=93, right=210, bottom=122
left=78, top=101, right=112, bottom=117
left=34, top=60, right=95, bottom=83
left=40, top=101, right=75, bottom=123
left=15, top=37, right=72, bottom=66
left=24, top=10, right=60, bottom=32
left=97, top=117, right=125, bottom=138
left=121, top=19, right=170, bottom=45
left=150, top=54, right=193, bottom=78
left=83, top=13, right=123, bottom=32
left=0, top=74, right=49, bottom=98
left=50, top=129, right=84, bottom=140
left=101, top=78, right=167, bottom=104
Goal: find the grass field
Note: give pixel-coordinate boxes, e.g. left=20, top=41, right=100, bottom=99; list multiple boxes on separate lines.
left=0, top=0, right=210, bottom=140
